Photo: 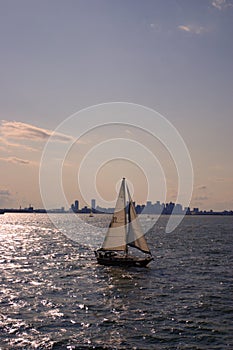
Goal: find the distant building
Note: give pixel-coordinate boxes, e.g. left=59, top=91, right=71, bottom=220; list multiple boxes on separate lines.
left=70, top=200, right=79, bottom=213
left=135, top=205, right=142, bottom=214
left=145, top=201, right=153, bottom=214
left=163, top=202, right=175, bottom=215
left=173, top=203, right=183, bottom=214
left=184, top=207, right=191, bottom=215
left=81, top=206, right=91, bottom=213
left=91, top=199, right=96, bottom=210
left=154, top=201, right=163, bottom=214
left=74, top=200, right=79, bottom=211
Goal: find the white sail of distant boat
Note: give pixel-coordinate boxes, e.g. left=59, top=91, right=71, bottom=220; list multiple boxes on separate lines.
left=95, top=178, right=153, bottom=267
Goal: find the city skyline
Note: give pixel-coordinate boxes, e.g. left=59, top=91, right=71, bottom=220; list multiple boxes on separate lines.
left=70, top=198, right=233, bottom=215
left=1, top=196, right=233, bottom=216
left=0, top=1, right=233, bottom=211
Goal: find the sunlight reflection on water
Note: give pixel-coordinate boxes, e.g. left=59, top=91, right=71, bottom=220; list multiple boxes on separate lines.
left=0, top=214, right=232, bottom=349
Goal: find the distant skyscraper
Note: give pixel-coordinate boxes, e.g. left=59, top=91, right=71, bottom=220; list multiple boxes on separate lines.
left=91, top=199, right=96, bottom=209
left=74, top=200, right=79, bottom=211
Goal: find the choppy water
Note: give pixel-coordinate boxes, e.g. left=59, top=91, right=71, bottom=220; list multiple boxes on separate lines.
left=0, top=214, right=232, bottom=349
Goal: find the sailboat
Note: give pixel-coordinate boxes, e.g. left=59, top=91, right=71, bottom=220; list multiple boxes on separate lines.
left=95, top=178, right=153, bottom=267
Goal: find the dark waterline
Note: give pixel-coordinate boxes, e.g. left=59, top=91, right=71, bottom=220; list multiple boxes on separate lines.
left=0, top=214, right=232, bottom=349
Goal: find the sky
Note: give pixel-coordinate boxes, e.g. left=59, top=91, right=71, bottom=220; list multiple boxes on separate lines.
left=0, top=0, right=233, bottom=211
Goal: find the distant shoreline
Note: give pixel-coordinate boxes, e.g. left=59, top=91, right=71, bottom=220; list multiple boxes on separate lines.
left=1, top=209, right=233, bottom=216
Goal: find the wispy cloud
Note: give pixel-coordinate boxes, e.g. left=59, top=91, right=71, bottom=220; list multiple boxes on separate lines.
left=197, top=185, right=207, bottom=190
left=178, top=24, right=206, bottom=35
left=194, top=196, right=209, bottom=201
left=0, top=136, right=37, bottom=152
left=212, top=0, right=225, bottom=10
left=178, top=25, right=191, bottom=33
left=212, top=0, right=233, bottom=10
left=149, top=22, right=161, bottom=32
left=0, top=121, right=74, bottom=143
left=0, top=156, right=31, bottom=165
left=0, top=189, right=10, bottom=196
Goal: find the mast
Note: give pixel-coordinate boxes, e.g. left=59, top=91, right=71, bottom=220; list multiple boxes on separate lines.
left=122, top=177, right=128, bottom=255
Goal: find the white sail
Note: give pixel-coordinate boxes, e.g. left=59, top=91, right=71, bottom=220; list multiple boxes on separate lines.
left=101, top=178, right=127, bottom=251
left=127, top=186, right=151, bottom=255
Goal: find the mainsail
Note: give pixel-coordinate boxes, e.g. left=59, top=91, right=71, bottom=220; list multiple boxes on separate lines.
left=127, top=185, right=151, bottom=255
left=101, top=178, right=127, bottom=251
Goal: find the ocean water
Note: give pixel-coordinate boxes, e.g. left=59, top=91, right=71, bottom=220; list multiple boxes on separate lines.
left=0, top=213, right=232, bottom=349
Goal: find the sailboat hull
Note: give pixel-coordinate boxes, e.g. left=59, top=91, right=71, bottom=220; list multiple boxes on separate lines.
left=95, top=252, right=153, bottom=267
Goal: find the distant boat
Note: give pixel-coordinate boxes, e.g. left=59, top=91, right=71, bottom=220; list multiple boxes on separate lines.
left=95, top=178, right=153, bottom=267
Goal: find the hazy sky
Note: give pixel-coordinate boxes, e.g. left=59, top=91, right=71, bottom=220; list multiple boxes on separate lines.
left=0, top=0, right=233, bottom=210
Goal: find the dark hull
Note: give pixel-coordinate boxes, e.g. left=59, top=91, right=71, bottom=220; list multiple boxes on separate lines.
left=96, top=255, right=153, bottom=267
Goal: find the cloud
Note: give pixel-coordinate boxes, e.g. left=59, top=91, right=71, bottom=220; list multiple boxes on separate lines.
left=0, top=156, right=31, bottom=165
left=211, top=0, right=233, bottom=11
left=0, top=136, right=37, bottom=152
left=212, top=0, right=225, bottom=10
left=198, top=185, right=207, bottom=190
left=216, top=178, right=224, bottom=182
left=194, top=196, right=209, bottom=201
left=0, top=189, right=10, bottom=196
left=178, top=25, right=191, bottom=33
left=178, top=25, right=206, bottom=35
left=0, top=121, right=74, bottom=143
left=149, top=23, right=161, bottom=32
left=212, top=0, right=233, bottom=10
